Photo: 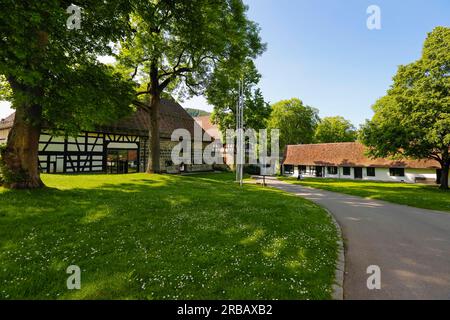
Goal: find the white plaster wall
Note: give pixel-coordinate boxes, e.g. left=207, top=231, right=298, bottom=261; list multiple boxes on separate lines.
left=361, top=168, right=436, bottom=183
left=283, top=165, right=439, bottom=184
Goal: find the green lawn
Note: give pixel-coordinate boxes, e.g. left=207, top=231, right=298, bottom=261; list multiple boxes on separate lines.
left=0, top=173, right=338, bottom=300
left=279, top=177, right=450, bottom=213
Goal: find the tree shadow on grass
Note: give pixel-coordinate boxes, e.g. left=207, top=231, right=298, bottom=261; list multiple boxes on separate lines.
left=0, top=173, right=338, bottom=300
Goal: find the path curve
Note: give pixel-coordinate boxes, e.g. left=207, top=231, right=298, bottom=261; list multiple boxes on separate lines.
left=266, top=178, right=450, bottom=300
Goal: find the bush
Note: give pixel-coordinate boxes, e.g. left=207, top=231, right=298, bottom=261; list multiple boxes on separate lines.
left=244, top=164, right=260, bottom=175
left=213, top=164, right=230, bottom=172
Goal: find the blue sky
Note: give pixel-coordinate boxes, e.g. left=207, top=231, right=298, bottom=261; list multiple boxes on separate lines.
left=243, top=0, right=450, bottom=126
left=1, top=1, right=449, bottom=126
left=186, top=0, right=450, bottom=126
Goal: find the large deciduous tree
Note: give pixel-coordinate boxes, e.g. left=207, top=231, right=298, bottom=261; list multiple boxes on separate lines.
left=117, top=0, right=264, bottom=173
left=268, top=98, right=319, bottom=151
left=360, top=27, right=450, bottom=189
left=0, top=1, right=134, bottom=189
left=315, top=116, right=357, bottom=143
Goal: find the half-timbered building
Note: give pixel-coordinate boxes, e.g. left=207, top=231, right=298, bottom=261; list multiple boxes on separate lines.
left=0, top=99, right=213, bottom=174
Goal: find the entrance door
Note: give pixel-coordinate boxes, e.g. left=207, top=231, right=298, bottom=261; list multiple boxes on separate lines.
left=436, top=169, right=442, bottom=184
left=315, top=166, right=324, bottom=177
left=107, top=149, right=138, bottom=174
left=354, top=167, right=363, bottom=179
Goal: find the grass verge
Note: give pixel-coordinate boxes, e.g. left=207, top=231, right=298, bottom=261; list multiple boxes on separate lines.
left=279, top=177, right=450, bottom=213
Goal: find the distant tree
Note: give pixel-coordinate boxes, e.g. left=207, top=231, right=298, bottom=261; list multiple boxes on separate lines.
left=360, top=27, right=450, bottom=189
left=0, top=1, right=134, bottom=189
left=116, top=0, right=264, bottom=173
left=185, top=108, right=210, bottom=118
left=315, top=116, right=357, bottom=143
left=268, top=98, right=319, bottom=151
left=208, top=59, right=270, bottom=136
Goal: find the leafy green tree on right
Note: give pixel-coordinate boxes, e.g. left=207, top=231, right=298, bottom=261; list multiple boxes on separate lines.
left=360, top=27, right=450, bottom=189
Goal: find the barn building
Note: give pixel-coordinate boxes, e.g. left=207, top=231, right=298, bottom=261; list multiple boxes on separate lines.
left=0, top=99, right=213, bottom=174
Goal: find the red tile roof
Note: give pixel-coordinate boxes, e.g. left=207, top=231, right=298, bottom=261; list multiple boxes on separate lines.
left=283, top=142, right=440, bottom=169
left=194, top=115, right=222, bottom=141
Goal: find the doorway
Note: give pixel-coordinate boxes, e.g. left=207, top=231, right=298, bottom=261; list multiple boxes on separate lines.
left=436, top=169, right=442, bottom=184
left=354, top=167, right=363, bottom=179
left=106, top=149, right=138, bottom=174
left=315, top=166, right=324, bottom=177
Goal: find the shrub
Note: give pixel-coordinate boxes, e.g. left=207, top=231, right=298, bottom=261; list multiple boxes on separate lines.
left=244, top=164, right=261, bottom=175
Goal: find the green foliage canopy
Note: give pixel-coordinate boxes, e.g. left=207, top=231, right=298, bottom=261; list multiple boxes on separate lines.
left=360, top=27, right=450, bottom=188
left=315, top=116, right=357, bottom=143
left=0, top=1, right=135, bottom=135
left=117, top=0, right=265, bottom=101
left=268, top=98, right=320, bottom=151
left=208, top=59, right=270, bottom=136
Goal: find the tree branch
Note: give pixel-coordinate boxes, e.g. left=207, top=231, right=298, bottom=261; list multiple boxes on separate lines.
left=159, top=76, right=173, bottom=91
left=158, top=67, right=193, bottom=91
left=130, top=66, right=139, bottom=80
left=173, top=48, right=186, bottom=72
left=136, top=90, right=151, bottom=96
left=158, top=49, right=189, bottom=80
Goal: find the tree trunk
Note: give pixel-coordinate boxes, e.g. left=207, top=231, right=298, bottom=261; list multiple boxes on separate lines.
left=147, top=94, right=161, bottom=173
left=1, top=103, right=44, bottom=189
left=440, top=163, right=449, bottom=190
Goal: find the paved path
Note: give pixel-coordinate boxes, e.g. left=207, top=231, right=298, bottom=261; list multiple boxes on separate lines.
left=265, top=178, right=450, bottom=300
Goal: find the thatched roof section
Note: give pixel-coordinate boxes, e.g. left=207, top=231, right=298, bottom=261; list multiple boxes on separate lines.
left=0, top=113, right=14, bottom=130
left=102, top=99, right=207, bottom=140
left=0, top=99, right=209, bottom=141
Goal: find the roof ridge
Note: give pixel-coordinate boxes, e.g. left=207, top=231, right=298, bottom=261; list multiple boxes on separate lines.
left=288, top=142, right=361, bottom=147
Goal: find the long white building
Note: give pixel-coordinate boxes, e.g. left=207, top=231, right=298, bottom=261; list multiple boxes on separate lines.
left=282, top=142, right=442, bottom=184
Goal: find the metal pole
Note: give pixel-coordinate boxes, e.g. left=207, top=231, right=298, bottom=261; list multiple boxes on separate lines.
left=235, top=81, right=241, bottom=182
left=236, top=78, right=244, bottom=187
left=240, top=78, right=244, bottom=187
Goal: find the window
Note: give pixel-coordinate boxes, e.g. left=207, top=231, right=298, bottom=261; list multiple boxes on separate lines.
left=327, top=166, right=338, bottom=175
left=366, top=167, right=376, bottom=177
left=389, top=168, right=405, bottom=177
left=107, top=149, right=138, bottom=174
left=343, top=167, right=351, bottom=176
left=299, top=165, right=307, bottom=174
left=284, top=165, right=294, bottom=174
